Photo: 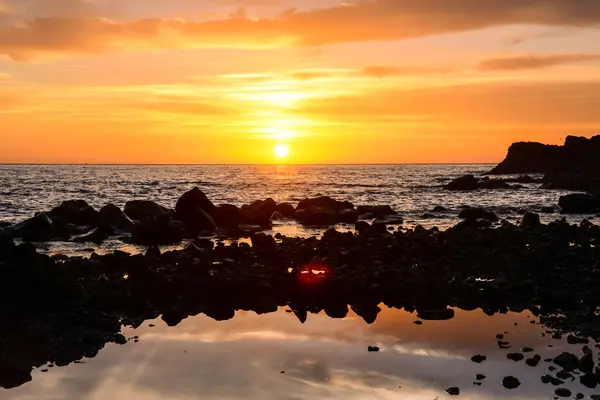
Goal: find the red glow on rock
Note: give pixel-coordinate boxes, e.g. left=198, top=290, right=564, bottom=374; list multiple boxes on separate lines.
left=297, top=264, right=331, bottom=285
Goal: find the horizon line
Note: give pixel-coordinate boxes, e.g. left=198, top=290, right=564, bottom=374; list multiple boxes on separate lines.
left=0, top=162, right=498, bottom=166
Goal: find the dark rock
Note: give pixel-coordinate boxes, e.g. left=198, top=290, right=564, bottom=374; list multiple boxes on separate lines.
left=417, top=308, right=454, bottom=321
left=553, top=353, right=579, bottom=371
left=299, top=197, right=354, bottom=212
left=298, top=207, right=339, bottom=226
left=176, top=187, right=216, bottom=218
left=251, top=233, right=276, bottom=248
left=131, top=217, right=185, bottom=245
left=145, top=245, right=161, bottom=258
left=367, top=346, right=379, bottom=352
left=471, top=355, right=487, bottom=363
left=71, top=227, right=113, bottom=243
left=48, top=200, right=99, bottom=227
left=339, top=209, right=358, bottom=224
left=580, top=373, right=598, bottom=388
left=507, top=353, right=524, bottom=362
left=525, top=355, right=541, bottom=367
left=433, top=206, right=448, bottom=212
left=373, top=215, right=404, bottom=225
left=181, top=207, right=216, bottom=235
left=578, top=352, right=595, bottom=374
left=502, top=376, right=521, bottom=389
left=356, top=205, right=396, bottom=216
left=13, top=213, right=54, bottom=241
left=567, top=335, right=589, bottom=345
left=521, top=212, right=541, bottom=229
left=444, top=175, right=479, bottom=191
left=458, top=207, right=498, bottom=222
left=124, top=200, right=172, bottom=221
left=213, top=204, right=241, bottom=228
left=479, top=179, right=512, bottom=189
left=241, top=199, right=277, bottom=227
left=275, top=203, right=296, bottom=218
left=445, top=387, right=460, bottom=396
left=476, top=374, right=486, bottom=380
left=489, top=135, right=600, bottom=175
left=355, top=221, right=370, bottom=235
left=98, top=204, right=135, bottom=233
left=558, top=194, right=600, bottom=214
left=540, top=206, right=556, bottom=213
left=554, top=388, right=571, bottom=397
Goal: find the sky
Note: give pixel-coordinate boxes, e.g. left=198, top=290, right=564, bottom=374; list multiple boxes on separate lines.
left=1, top=0, right=600, bottom=164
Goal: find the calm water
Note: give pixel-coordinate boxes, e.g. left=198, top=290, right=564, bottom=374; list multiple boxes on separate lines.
left=0, top=164, right=585, bottom=255
left=3, top=307, right=598, bottom=400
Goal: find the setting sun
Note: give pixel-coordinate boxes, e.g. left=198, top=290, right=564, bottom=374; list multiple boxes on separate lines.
left=274, top=144, right=290, bottom=158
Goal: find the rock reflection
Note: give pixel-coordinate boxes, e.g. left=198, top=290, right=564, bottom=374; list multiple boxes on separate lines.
left=3, top=307, right=599, bottom=400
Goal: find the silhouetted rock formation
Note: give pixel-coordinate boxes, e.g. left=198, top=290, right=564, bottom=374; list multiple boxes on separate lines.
left=444, top=175, right=521, bottom=191
left=490, top=135, right=600, bottom=191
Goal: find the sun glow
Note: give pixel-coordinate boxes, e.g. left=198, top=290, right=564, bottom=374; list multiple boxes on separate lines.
left=274, top=144, right=290, bottom=158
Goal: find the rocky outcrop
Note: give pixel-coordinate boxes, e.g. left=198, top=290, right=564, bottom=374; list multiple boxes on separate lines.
left=240, top=199, right=277, bottom=227
left=458, top=207, right=498, bottom=222
left=48, top=200, right=100, bottom=228
left=295, top=196, right=357, bottom=226
left=489, top=135, right=600, bottom=190
left=98, top=204, right=135, bottom=233
left=444, top=175, right=519, bottom=191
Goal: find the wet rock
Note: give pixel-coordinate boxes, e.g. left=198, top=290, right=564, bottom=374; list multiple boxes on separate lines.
left=131, top=217, right=185, bottom=245
left=241, top=199, right=277, bottom=227
left=48, top=199, right=100, bottom=227
left=299, top=207, right=339, bottom=226
left=567, top=335, right=589, bottom=345
left=444, top=175, right=479, bottom=191
left=525, top=355, right=541, bottom=367
left=339, top=209, right=358, bottom=224
left=181, top=207, right=216, bottom=235
left=558, top=194, right=600, bottom=214
left=275, top=203, right=296, bottom=218
left=98, top=204, right=135, bottom=233
left=373, top=215, right=404, bottom=225
left=507, top=353, right=524, bottom=362
left=541, top=375, right=564, bottom=385
left=554, top=388, right=571, bottom=397
left=251, top=233, right=276, bottom=248
left=578, top=352, right=595, bottom=374
left=71, top=227, right=113, bottom=243
left=356, top=205, right=396, bottom=217
left=445, top=387, right=460, bottom=396
left=12, top=213, right=53, bottom=241
left=521, top=213, right=541, bottom=229
left=553, top=353, right=579, bottom=371
left=502, top=376, right=521, bottom=389
left=176, top=187, right=216, bottom=218
left=540, top=206, right=556, bottom=213
left=433, top=206, right=449, bottom=212
left=213, top=204, right=241, bottom=228
left=458, top=207, right=498, bottom=222
left=124, top=200, right=172, bottom=221
left=476, top=374, right=486, bottom=380
left=367, top=346, right=380, bottom=352
left=299, top=197, right=354, bottom=212
left=581, top=373, right=598, bottom=388
left=471, top=355, right=487, bottom=363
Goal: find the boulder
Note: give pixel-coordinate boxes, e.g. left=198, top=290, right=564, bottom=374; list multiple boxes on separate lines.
left=175, top=187, right=216, bottom=218
left=180, top=207, right=216, bottom=235
left=298, top=197, right=354, bottom=212
left=71, top=227, right=113, bottom=244
left=339, top=209, right=358, bottom=224
left=299, top=207, right=339, bottom=226
left=373, top=215, right=404, bottom=225
left=479, top=179, right=511, bottom=189
left=458, top=208, right=498, bottom=222
left=13, top=213, right=54, bottom=241
left=432, top=206, right=449, bottom=212
left=131, top=217, right=185, bottom=245
left=98, top=204, right=135, bottom=233
left=124, top=200, right=172, bottom=221
left=444, top=175, right=479, bottom=191
left=275, top=203, right=296, bottom=218
left=521, top=212, right=541, bottom=229
left=540, top=206, right=556, bottom=213
left=47, top=200, right=99, bottom=227
left=240, top=199, right=277, bottom=227
left=213, top=204, right=241, bottom=228
left=558, top=194, right=600, bottom=214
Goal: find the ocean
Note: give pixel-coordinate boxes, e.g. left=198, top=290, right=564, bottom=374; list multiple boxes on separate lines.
left=0, top=164, right=582, bottom=255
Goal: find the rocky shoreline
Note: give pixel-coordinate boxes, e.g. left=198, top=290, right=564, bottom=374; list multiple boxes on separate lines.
left=1, top=199, right=600, bottom=393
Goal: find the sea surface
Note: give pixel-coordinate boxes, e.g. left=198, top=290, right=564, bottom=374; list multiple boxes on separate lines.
left=1, top=164, right=599, bottom=399
left=0, top=164, right=587, bottom=255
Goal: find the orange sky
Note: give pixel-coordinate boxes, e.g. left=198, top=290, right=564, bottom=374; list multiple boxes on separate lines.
left=1, top=0, right=600, bottom=164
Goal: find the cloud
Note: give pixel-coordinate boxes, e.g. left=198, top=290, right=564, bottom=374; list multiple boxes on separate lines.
left=2, top=0, right=600, bottom=60
left=478, top=53, right=600, bottom=71
left=361, top=66, right=453, bottom=78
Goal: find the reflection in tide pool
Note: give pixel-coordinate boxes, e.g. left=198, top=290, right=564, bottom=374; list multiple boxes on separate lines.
left=3, top=307, right=599, bottom=399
